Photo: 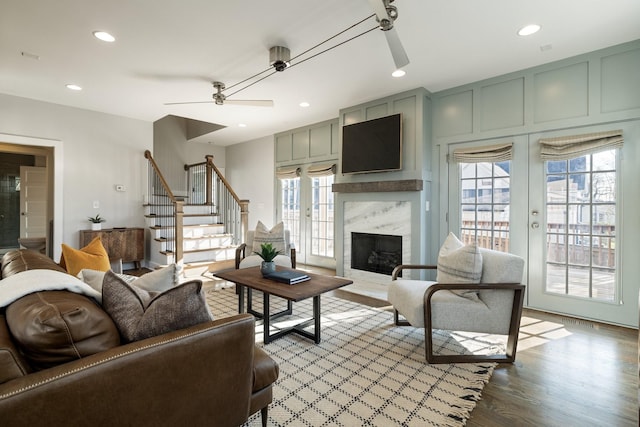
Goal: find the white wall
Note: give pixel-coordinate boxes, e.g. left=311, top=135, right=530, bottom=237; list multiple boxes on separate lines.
left=0, top=94, right=152, bottom=259
left=153, top=116, right=226, bottom=194
left=225, top=135, right=275, bottom=229
left=185, top=142, right=225, bottom=167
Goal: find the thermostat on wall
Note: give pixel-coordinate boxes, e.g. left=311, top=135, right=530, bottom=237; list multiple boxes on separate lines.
left=115, top=184, right=126, bottom=192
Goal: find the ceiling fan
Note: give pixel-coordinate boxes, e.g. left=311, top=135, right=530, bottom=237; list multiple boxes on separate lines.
left=368, top=0, right=409, bottom=69
left=164, top=81, right=274, bottom=108
left=164, top=2, right=407, bottom=109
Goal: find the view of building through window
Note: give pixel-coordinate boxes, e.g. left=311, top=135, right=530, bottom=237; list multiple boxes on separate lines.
left=545, top=149, right=617, bottom=301
left=459, top=161, right=511, bottom=252
left=459, top=149, right=618, bottom=302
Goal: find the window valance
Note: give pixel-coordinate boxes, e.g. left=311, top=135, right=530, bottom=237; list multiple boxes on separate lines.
left=306, top=163, right=336, bottom=177
left=451, top=143, right=513, bottom=163
left=275, top=166, right=301, bottom=180
left=538, top=130, right=623, bottom=161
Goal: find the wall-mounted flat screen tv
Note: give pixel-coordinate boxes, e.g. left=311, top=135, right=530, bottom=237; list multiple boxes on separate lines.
left=341, top=113, right=402, bottom=174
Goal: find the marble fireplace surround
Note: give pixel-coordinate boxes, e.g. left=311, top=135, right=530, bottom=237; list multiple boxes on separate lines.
left=335, top=178, right=425, bottom=297
left=343, top=200, right=412, bottom=285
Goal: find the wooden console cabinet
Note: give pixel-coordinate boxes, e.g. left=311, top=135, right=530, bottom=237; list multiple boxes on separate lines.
left=80, top=228, right=144, bottom=269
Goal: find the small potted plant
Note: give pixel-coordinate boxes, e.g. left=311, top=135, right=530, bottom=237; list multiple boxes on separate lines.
left=254, top=242, right=281, bottom=276
left=88, top=214, right=106, bottom=231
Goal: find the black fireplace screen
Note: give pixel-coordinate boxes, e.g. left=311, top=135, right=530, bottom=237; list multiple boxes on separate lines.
left=351, top=232, right=402, bottom=276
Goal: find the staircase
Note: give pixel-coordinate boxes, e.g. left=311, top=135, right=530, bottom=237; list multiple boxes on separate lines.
left=143, top=151, right=248, bottom=278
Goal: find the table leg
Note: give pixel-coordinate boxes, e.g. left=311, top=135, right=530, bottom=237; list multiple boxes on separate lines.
left=237, top=284, right=245, bottom=313
left=313, top=295, right=321, bottom=344
left=263, top=292, right=271, bottom=344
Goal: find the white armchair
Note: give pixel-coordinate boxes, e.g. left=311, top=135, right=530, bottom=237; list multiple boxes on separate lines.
left=388, top=247, right=525, bottom=364
left=235, top=229, right=296, bottom=270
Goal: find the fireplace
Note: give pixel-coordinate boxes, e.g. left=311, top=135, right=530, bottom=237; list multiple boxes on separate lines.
left=351, top=232, right=402, bottom=276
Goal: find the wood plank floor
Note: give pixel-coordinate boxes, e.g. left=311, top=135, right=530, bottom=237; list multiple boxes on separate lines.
left=326, top=284, right=638, bottom=426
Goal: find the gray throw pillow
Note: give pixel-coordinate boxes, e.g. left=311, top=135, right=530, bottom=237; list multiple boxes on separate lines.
left=436, top=232, right=483, bottom=301
left=79, top=263, right=180, bottom=293
left=102, top=270, right=213, bottom=343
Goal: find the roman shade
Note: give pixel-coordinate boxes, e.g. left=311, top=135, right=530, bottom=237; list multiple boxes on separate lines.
left=306, top=163, right=336, bottom=177
left=451, top=143, right=513, bottom=163
left=275, top=166, right=301, bottom=180
left=538, top=130, right=623, bottom=160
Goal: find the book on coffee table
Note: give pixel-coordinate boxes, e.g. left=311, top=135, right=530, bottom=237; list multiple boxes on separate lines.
left=265, top=270, right=310, bottom=285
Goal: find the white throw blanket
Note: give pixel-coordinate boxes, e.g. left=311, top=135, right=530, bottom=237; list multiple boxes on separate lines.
left=0, top=269, right=102, bottom=308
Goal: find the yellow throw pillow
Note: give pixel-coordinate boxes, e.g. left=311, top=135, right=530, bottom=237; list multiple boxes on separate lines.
left=60, top=237, right=111, bottom=276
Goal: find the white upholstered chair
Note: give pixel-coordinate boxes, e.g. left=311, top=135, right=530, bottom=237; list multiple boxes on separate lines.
left=388, top=246, right=525, bottom=364
left=235, top=229, right=296, bottom=270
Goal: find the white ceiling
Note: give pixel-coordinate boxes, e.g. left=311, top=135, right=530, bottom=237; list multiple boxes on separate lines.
left=2, top=0, right=640, bottom=146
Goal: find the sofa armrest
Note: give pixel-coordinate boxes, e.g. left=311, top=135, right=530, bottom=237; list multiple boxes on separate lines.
left=0, top=314, right=257, bottom=427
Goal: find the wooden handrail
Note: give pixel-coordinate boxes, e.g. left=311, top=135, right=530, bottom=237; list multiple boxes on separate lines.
left=206, top=155, right=243, bottom=204
left=144, top=150, right=177, bottom=202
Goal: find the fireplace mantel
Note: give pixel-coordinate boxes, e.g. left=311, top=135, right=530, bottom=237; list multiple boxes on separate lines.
left=332, top=179, right=423, bottom=193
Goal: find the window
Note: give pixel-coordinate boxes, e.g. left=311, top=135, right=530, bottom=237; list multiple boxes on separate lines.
left=280, top=177, right=301, bottom=251
left=311, top=175, right=334, bottom=257
left=545, top=149, right=617, bottom=301
left=459, top=161, right=511, bottom=251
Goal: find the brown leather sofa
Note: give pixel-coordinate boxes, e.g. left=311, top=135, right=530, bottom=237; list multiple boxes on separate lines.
left=0, top=249, right=278, bottom=426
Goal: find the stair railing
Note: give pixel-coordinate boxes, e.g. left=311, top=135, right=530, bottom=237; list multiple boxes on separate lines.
left=144, top=150, right=184, bottom=265
left=185, top=155, right=249, bottom=245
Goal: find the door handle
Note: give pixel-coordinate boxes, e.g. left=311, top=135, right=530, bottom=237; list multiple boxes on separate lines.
left=531, top=222, right=540, bottom=229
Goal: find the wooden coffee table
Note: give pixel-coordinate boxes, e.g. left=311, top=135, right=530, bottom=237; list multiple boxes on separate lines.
left=215, top=266, right=353, bottom=344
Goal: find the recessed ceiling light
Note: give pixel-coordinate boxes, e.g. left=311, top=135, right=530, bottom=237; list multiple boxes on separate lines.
left=299, top=102, right=310, bottom=108
left=517, top=24, right=541, bottom=36
left=238, top=123, right=247, bottom=128
left=66, top=84, right=82, bottom=91
left=93, top=31, right=115, bottom=42
left=392, top=69, right=406, bottom=78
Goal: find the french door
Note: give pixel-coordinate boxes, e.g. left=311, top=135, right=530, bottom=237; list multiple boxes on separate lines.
left=449, top=125, right=634, bottom=326
left=527, top=126, right=629, bottom=325
left=279, top=171, right=335, bottom=269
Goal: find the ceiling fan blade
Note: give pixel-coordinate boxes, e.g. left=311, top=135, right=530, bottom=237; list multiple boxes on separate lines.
left=367, top=0, right=410, bottom=69
left=368, top=0, right=388, bottom=20
left=164, top=101, right=215, bottom=105
left=164, top=99, right=273, bottom=107
left=384, top=27, right=410, bottom=69
left=224, top=99, right=274, bottom=107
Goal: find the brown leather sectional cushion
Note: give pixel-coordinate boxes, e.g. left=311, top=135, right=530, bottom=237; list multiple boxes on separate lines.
left=5, top=291, right=121, bottom=370
left=1, top=249, right=66, bottom=279
left=0, top=314, right=31, bottom=384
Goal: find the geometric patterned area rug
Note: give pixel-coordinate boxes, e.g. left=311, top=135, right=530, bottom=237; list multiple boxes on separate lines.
left=205, top=286, right=498, bottom=427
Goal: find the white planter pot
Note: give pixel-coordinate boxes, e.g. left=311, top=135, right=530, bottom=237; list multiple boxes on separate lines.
left=91, top=223, right=102, bottom=231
